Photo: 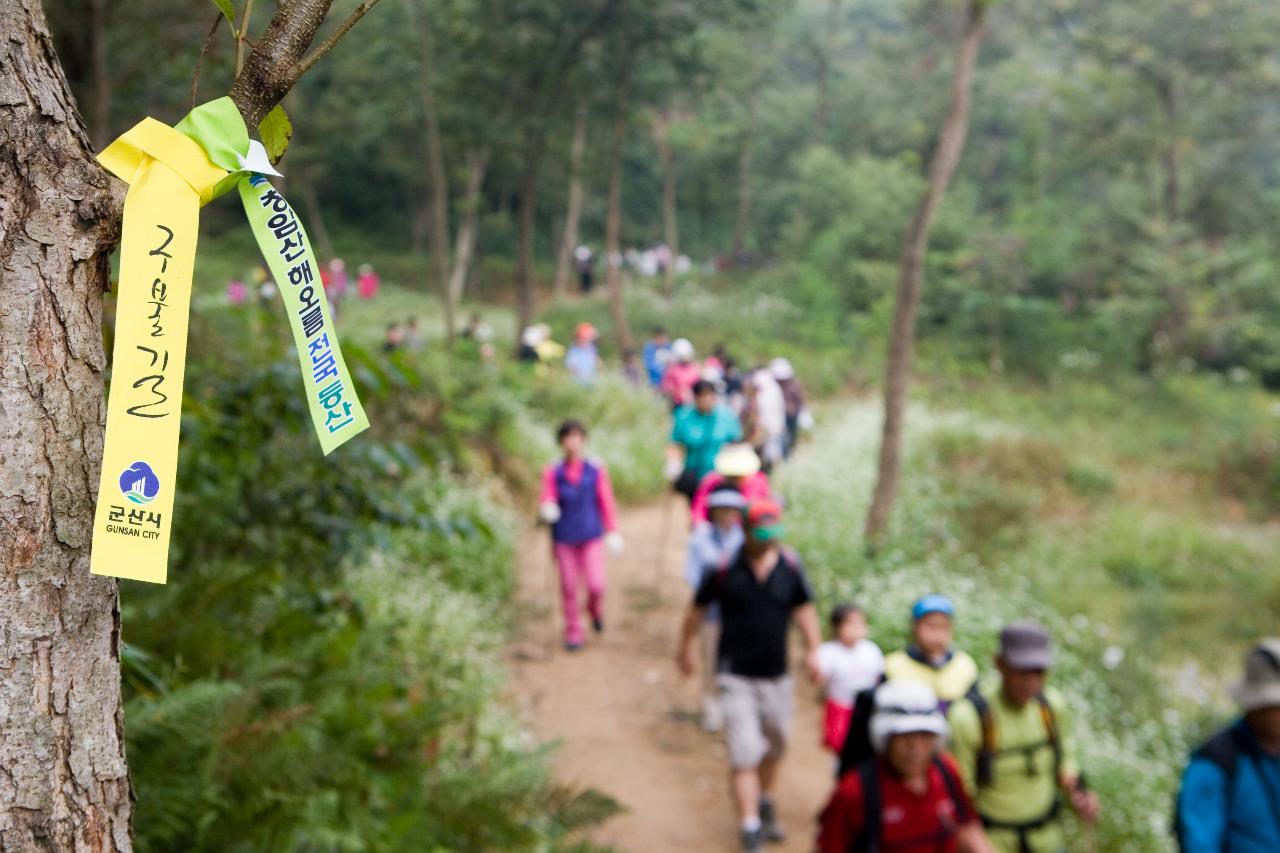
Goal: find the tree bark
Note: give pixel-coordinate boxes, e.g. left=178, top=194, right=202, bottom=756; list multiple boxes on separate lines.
left=604, top=53, right=634, bottom=353
left=515, top=127, right=546, bottom=347
left=552, top=99, right=588, bottom=298
left=1158, top=77, right=1179, bottom=222
left=865, top=0, right=987, bottom=544
left=811, top=0, right=842, bottom=146
left=89, top=0, right=110, bottom=150
left=413, top=4, right=453, bottom=342
left=1, top=2, right=130, bottom=849
left=731, top=88, right=757, bottom=262
left=658, top=112, right=679, bottom=298
left=447, top=148, right=488, bottom=315
left=1, top=2, right=377, bottom=848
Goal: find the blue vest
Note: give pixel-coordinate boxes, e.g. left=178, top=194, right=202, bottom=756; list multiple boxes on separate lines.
left=552, top=462, right=604, bottom=545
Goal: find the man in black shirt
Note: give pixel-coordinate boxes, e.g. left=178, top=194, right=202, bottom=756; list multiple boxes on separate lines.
left=677, top=499, right=822, bottom=852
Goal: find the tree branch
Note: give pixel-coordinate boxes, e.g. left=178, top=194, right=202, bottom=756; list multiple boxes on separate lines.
left=190, top=13, right=223, bottom=111
left=235, top=0, right=256, bottom=75
left=294, top=0, right=383, bottom=80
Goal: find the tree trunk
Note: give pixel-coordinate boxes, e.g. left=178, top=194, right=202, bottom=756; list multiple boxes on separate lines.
left=659, top=116, right=679, bottom=297
left=299, top=179, right=336, bottom=259
left=731, top=88, right=757, bottom=262
left=865, top=0, right=986, bottom=544
left=605, top=54, right=634, bottom=353
left=1158, top=77, right=1179, bottom=222
left=89, top=0, right=111, bottom=150
left=447, top=148, right=488, bottom=315
left=552, top=98, right=588, bottom=298
left=811, top=0, right=842, bottom=146
left=1, top=2, right=131, bottom=849
left=515, top=127, right=546, bottom=347
left=413, top=4, right=453, bottom=342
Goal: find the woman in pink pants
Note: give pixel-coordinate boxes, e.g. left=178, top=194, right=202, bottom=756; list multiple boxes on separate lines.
left=539, top=420, right=623, bottom=651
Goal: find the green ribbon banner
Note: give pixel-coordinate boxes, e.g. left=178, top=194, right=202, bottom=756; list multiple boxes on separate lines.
left=239, top=174, right=369, bottom=453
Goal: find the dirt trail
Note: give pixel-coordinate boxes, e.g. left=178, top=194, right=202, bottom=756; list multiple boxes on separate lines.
left=506, top=500, right=834, bottom=852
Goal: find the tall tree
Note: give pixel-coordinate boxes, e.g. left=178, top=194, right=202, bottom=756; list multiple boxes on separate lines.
left=0, top=1, right=381, bottom=847
left=552, top=98, right=589, bottom=298
left=604, top=45, right=636, bottom=351
left=410, top=2, right=454, bottom=342
left=865, top=0, right=988, bottom=543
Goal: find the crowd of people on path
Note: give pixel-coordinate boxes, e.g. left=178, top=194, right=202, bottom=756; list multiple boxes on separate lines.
left=532, top=325, right=1279, bottom=853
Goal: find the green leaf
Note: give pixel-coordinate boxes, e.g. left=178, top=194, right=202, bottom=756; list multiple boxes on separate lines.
left=210, top=0, right=235, bottom=24
left=258, top=105, right=293, bottom=164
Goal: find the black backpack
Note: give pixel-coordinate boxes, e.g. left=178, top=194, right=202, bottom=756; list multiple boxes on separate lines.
left=849, top=757, right=969, bottom=853
left=837, top=686, right=881, bottom=778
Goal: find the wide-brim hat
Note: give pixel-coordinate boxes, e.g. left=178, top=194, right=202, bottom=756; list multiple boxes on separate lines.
left=715, top=443, right=761, bottom=478
left=999, top=621, right=1054, bottom=671
left=1231, top=638, right=1280, bottom=711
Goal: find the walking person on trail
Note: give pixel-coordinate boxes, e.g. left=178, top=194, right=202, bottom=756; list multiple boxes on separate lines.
left=643, top=326, right=671, bottom=387
left=676, top=499, right=823, bottom=853
left=770, top=357, right=811, bottom=458
left=683, top=485, right=748, bottom=733
left=818, top=604, right=885, bottom=755
left=690, top=442, right=772, bottom=524
left=574, top=244, right=596, bottom=293
left=565, top=322, right=602, bottom=386
left=1175, top=638, right=1280, bottom=852
left=661, top=338, right=702, bottom=409
left=746, top=368, right=787, bottom=471
left=818, top=681, right=996, bottom=853
left=947, top=622, right=1099, bottom=853
left=884, top=595, right=979, bottom=712
left=666, top=379, right=743, bottom=504
left=538, top=420, right=624, bottom=652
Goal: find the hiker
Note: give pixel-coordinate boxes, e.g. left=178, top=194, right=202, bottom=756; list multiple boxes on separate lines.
left=884, top=594, right=979, bottom=711
left=770, top=357, right=811, bottom=458
left=666, top=379, right=743, bottom=504
left=683, top=486, right=748, bottom=732
left=565, top=322, right=601, bottom=386
left=356, top=262, right=380, bottom=299
left=948, top=622, right=1099, bottom=853
left=676, top=499, right=822, bottom=852
left=818, top=680, right=995, bottom=853
left=1175, top=638, right=1280, bottom=852
left=643, top=327, right=671, bottom=387
left=518, top=326, right=543, bottom=364
left=538, top=420, right=623, bottom=652
left=382, top=322, right=404, bottom=353
left=574, top=244, right=595, bottom=293
left=404, top=316, right=425, bottom=351
left=661, top=338, right=702, bottom=409
left=818, top=604, right=885, bottom=755
left=621, top=348, right=644, bottom=386
left=746, top=368, right=787, bottom=471
left=689, top=442, right=771, bottom=524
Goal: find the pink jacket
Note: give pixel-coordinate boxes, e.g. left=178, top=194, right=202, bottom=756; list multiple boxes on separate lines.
left=661, top=362, right=702, bottom=407
left=689, top=470, right=772, bottom=523
left=539, top=457, right=619, bottom=533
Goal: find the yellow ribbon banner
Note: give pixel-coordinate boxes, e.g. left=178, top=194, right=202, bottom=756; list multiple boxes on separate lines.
left=91, top=120, right=225, bottom=584
left=90, top=99, right=369, bottom=584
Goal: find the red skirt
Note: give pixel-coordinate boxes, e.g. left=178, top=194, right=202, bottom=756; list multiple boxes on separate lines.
left=822, top=699, right=854, bottom=753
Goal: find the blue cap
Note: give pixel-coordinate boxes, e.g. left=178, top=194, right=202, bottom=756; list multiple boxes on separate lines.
left=912, top=594, right=955, bottom=621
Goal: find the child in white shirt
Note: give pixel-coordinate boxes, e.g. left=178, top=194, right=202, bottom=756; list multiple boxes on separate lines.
left=817, top=603, right=885, bottom=753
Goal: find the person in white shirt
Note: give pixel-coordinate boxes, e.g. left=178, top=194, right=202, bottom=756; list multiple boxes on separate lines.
left=817, top=603, right=885, bottom=754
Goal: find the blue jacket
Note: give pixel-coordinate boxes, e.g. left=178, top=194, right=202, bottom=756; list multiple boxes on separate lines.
left=643, top=341, right=669, bottom=386
left=1177, top=720, right=1280, bottom=852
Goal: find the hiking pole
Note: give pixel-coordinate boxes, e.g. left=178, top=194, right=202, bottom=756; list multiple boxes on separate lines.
left=1077, top=773, right=1099, bottom=853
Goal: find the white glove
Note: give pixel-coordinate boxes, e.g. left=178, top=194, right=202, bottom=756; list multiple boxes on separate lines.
left=663, top=458, right=683, bottom=483
left=538, top=502, right=561, bottom=524
left=605, top=531, right=625, bottom=554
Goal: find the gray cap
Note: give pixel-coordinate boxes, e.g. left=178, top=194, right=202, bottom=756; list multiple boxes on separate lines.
left=706, top=488, right=747, bottom=510
left=1231, top=638, right=1280, bottom=712
left=999, top=622, right=1054, bottom=671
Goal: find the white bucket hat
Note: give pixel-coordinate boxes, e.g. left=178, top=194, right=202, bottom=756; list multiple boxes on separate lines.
left=769, top=357, right=795, bottom=381
left=869, top=680, right=948, bottom=754
left=671, top=338, right=695, bottom=362
left=714, top=443, right=761, bottom=478
left=1231, top=638, right=1280, bottom=711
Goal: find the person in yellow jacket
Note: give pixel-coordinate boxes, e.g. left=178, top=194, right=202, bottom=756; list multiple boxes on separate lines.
left=883, top=594, right=978, bottom=711
left=947, top=622, right=1099, bottom=853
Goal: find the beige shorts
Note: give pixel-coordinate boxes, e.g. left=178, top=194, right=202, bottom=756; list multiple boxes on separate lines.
left=717, top=673, right=794, bottom=770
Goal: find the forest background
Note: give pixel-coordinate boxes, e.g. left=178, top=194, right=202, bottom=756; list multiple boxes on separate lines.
left=38, top=0, right=1280, bottom=849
